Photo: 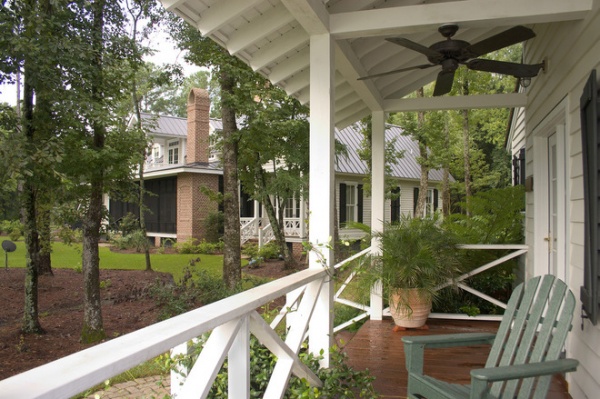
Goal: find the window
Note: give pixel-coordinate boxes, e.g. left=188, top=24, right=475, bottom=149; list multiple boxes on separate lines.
left=413, top=187, right=438, bottom=218
left=284, top=196, right=300, bottom=219
left=580, top=69, right=600, bottom=325
left=168, top=140, right=179, bottom=164
left=391, top=186, right=401, bottom=222
left=339, top=183, right=363, bottom=227
left=513, top=148, right=526, bottom=186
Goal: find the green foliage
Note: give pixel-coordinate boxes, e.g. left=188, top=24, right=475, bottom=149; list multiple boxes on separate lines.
left=149, top=268, right=236, bottom=320
left=242, top=243, right=259, bottom=259
left=203, top=211, right=224, bottom=243
left=110, top=230, right=150, bottom=253
left=55, top=225, right=83, bottom=245
left=176, top=238, right=223, bottom=255
left=443, top=186, right=525, bottom=244
left=170, top=336, right=378, bottom=399
left=118, top=213, right=141, bottom=236
left=258, top=242, right=280, bottom=260
left=0, top=220, right=22, bottom=236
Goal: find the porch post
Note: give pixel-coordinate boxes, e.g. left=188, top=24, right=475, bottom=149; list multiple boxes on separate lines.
left=370, top=111, right=385, bottom=320
left=308, top=32, right=335, bottom=367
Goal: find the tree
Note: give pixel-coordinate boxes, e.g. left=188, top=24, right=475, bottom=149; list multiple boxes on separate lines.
left=236, top=82, right=310, bottom=269
left=169, top=19, right=257, bottom=289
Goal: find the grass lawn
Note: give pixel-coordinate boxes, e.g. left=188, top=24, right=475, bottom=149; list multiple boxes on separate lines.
left=1, top=236, right=225, bottom=282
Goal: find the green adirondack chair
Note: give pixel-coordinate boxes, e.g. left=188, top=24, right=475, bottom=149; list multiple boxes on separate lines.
left=402, top=275, right=579, bottom=399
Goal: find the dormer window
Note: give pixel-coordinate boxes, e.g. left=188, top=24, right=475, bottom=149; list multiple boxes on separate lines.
left=168, top=140, right=180, bottom=164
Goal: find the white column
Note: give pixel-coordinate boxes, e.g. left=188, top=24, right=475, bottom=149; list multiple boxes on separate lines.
left=308, top=32, right=335, bottom=367
left=370, top=111, right=385, bottom=320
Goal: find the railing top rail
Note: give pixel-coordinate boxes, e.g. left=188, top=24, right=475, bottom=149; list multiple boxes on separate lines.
left=0, top=267, right=328, bottom=399
left=334, top=247, right=372, bottom=270
left=457, top=244, right=528, bottom=250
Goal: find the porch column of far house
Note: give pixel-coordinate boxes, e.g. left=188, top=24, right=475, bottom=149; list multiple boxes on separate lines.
left=370, top=111, right=385, bottom=320
left=307, top=32, right=335, bottom=367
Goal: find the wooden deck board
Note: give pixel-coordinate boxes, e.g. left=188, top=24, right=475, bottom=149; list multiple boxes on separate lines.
left=342, top=319, right=572, bottom=398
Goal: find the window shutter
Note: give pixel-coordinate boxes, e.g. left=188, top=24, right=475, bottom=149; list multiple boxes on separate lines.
left=433, top=189, right=439, bottom=211
left=339, top=183, right=347, bottom=227
left=391, top=187, right=401, bottom=222
left=357, top=184, right=364, bottom=223
left=413, top=187, right=419, bottom=214
left=580, top=69, right=600, bottom=326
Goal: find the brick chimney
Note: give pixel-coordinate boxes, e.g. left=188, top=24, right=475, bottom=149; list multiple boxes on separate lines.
left=186, top=88, right=210, bottom=164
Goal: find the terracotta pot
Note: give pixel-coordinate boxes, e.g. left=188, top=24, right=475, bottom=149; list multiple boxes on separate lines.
left=389, top=288, right=432, bottom=328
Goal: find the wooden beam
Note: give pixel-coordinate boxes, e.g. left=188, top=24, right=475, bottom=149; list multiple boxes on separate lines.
left=281, top=0, right=329, bottom=35
left=330, top=0, right=593, bottom=39
left=384, top=93, right=527, bottom=112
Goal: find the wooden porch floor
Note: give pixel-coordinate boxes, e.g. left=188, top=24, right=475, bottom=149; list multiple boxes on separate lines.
left=341, top=319, right=572, bottom=399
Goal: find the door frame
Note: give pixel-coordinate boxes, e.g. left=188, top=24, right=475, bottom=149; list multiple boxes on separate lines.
left=532, top=98, right=570, bottom=283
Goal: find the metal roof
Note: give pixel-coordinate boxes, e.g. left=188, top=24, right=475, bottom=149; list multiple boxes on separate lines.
left=159, top=0, right=590, bottom=128
left=144, top=112, right=447, bottom=181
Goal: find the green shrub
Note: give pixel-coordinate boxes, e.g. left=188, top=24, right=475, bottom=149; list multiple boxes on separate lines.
left=1, top=220, right=23, bottom=240
left=176, top=238, right=201, bottom=254
left=170, top=336, right=378, bottom=398
left=204, top=211, right=224, bottom=243
left=258, top=242, right=280, bottom=260
left=242, top=243, right=259, bottom=259
left=118, top=212, right=140, bottom=236
left=56, top=225, right=83, bottom=245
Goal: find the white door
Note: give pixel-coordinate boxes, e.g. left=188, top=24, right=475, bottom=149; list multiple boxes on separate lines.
left=547, top=130, right=566, bottom=281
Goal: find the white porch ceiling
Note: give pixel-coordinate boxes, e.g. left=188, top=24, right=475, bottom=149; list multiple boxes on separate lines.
left=161, top=0, right=592, bottom=128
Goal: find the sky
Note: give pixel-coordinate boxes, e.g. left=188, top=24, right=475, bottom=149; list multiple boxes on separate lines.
left=0, top=28, right=201, bottom=106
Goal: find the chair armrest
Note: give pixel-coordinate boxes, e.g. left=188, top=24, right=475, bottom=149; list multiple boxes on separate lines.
left=470, top=358, right=579, bottom=382
left=403, top=333, right=496, bottom=375
left=402, top=332, right=496, bottom=349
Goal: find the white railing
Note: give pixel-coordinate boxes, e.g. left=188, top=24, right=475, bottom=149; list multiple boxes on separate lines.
left=258, top=223, right=275, bottom=247
left=0, top=267, right=332, bottom=399
left=283, top=218, right=304, bottom=238
left=240, top=217, right=258, bottom=245
left=332, top=244, right=529, bottom=326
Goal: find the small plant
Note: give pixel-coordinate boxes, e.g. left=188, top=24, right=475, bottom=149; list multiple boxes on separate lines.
left=99, top=279, right=112, bottom=290
left=15, top=335, right=27, bottom=353
left=257, top=242, right=280, bottom=260
left=56, top=225, right=83, bottom=245
left=8, top=228, right=21, bottom=241
left=242, top=243, right=259, bottom=259
left=74, top=263, right=83, bottom=273
left=203, top=211, right=224, bottom=243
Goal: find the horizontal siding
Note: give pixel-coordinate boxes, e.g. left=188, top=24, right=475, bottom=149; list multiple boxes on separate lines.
left=521, top=4, right=600, bottom=398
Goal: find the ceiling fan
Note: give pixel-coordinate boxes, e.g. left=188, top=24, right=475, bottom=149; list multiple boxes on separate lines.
left=358, top=24, right=545, bottom=96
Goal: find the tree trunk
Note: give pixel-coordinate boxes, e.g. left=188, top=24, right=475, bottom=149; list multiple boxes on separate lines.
left=461, top=80, right=472, bottom=216
left=21, top=68, right=44, bottom=334
left=414, top=87, right=429, bottom=218
left=257, top=166, right=295, bottom=269
left=442, top=117, right=451, bottom=217
left=220, top=70, right=242, bottom=290
left=129, top=5, right=151, bottom=272
left=81, top=0, right=106, bottom=343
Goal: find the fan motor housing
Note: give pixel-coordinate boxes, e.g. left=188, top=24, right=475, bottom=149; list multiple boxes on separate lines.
left=429, top=40, right=471, bottom=63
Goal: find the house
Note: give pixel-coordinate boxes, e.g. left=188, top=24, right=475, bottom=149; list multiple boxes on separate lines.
left=6, top=2, right=600, bottom=398
left=109, top=88, right=448, bottom=251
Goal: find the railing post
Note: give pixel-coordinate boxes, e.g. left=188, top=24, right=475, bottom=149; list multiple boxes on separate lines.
left=259, top=227, right=264, bottom=248
left=170, top=342, right=188, bottom=397
left=370, top=110, right=385, bottom=321
left=228, top=316, right=250, bottom=399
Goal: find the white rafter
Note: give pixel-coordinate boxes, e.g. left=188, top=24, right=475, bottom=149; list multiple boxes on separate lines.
left=330, top=0, right=592, bottom=39
left=197, top=0, right=264, bottom=37
left=227, top=3, right=294, bottom=55
left=250, top=28, right=308, bottom=71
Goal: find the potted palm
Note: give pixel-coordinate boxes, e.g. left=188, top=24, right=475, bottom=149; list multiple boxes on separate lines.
left=371, top=216, right=461, bottom=329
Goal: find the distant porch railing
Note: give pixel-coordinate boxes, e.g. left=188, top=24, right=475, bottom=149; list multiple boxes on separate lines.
left=240, top=217, right=307, bottom=247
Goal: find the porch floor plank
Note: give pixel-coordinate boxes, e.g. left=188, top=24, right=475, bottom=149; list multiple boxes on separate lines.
left=342, top=319, right=572, bottom=399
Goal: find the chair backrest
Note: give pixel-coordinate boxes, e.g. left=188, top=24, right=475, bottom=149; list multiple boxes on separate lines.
left=485, top=275, right=575, bottom=399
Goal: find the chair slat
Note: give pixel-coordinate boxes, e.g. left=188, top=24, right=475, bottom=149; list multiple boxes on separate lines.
left=403, top=275, right=578, bottom=399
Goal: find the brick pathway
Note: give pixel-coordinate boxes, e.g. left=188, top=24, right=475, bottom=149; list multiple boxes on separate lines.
left=86, top=375, right=170, bottom=399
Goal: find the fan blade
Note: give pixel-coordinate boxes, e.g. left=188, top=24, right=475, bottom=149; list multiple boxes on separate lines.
left=358, top=64, right=437, bottom=80
left=386, top=37, right=444, bottom=62
left=466, top=26, right=536, bottom=57
left=467, top=59, right=544, bottom=78
left=433, top=69, right=455, bottom=96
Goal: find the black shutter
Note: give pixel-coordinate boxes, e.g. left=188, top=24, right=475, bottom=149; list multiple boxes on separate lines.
left=413, top=187, right=419, bottom=215
left=339, top=183, right=347, bottom=227
left=433, top=189, right=439, bottom=212
left=357, top=184, right=363, bottom=223
left=391, top=187, right=401, bottom=222
left=580, top=69, right=600, bottom=325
